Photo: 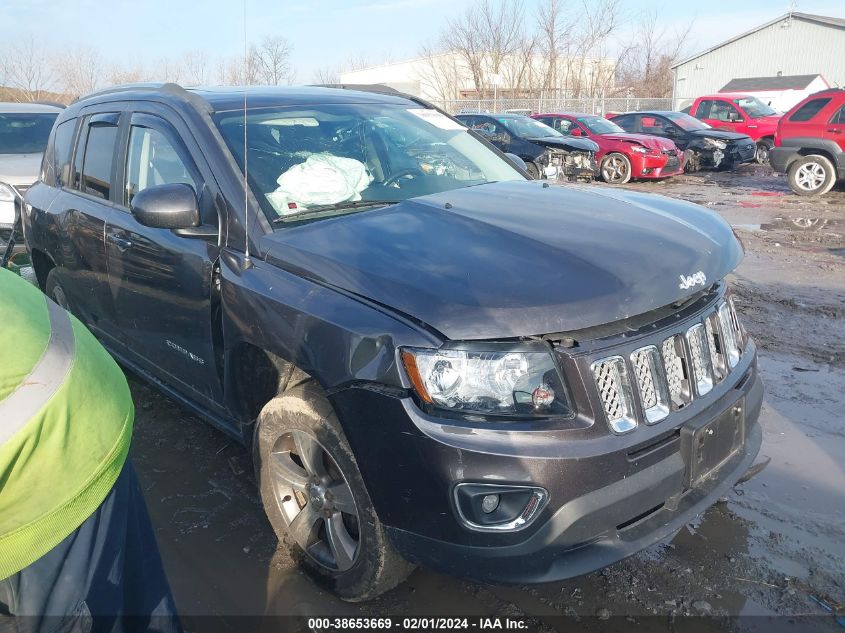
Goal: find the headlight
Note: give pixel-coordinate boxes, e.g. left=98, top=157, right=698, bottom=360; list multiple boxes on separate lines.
left=400, top=347, right=572, bottom=418
left=631, top=145, right=649, bottom=154
left=0, top=182, right=16, bottom=202
left=704, top=138, right=727, bottom=150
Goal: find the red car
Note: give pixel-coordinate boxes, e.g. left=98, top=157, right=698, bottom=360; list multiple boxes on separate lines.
left=770, top=88, right=845, bottom=196
left=686, top=94, right=781, bottom=164
left=532, top=113, right=684, bottom=184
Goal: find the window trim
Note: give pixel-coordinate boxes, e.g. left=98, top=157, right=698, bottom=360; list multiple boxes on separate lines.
left=120, top=112, right=204, bottom=212
left=828, top=105, right=845, bottom=125
left=76, top=113, right=122, bottom=204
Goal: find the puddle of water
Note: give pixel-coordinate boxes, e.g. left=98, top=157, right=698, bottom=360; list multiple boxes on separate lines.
left=734, top=218, right=838, bottom=232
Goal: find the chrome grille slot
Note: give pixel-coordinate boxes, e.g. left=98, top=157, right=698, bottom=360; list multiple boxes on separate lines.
left=686, top=323, right=714, bottom=396
left=630, top=346, right=669, bottom=424
left=717, top=301, right=740, bottom=368
left=591, top=356, right=637, bottom=434
left=705, top=313, right=726, bottom=381
left=661, top=335, right=692, bottom=409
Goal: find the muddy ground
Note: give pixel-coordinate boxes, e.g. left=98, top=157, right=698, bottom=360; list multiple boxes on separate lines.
left=128, top=164, right=844, bottom=630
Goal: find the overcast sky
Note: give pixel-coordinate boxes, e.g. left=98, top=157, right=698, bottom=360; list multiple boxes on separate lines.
left=1, top=0, right=844, bottom=82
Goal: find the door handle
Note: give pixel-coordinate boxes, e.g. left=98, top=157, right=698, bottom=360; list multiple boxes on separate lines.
left=107, top=233, right=134, bottom=252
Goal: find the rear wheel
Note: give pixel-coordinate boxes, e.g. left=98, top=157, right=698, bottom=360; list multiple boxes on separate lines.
left=600, top=153, right=632, bottom=184
left=787, top=155, right=836, bottom=196
left=755, top=139, right=773, bottom=165
left=254, top=381, right=414, bottom=601
left=45, top=268, right=69, bottom=311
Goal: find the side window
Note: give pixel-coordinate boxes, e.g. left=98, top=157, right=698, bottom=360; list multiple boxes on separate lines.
left=80, top=123, right=118, bottom=200
left=125, top=126, right=197, bottom=206
left=710, top=101, right=741, bottom=122
left=53, top=120, right=77, bottom=187
left=694, top=100, right=713, bottom=119
left=556, top=119, right=574, bottom=134
left=830, top=106, right=845, bottom=125
left=641, top=116, right=666, bottom=134
left=789, top=98, right=832, bottom=122
left=613, top=115, right=635, bottom=131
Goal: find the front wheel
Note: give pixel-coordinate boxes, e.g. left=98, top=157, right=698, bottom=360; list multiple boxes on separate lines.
left=45, top=268, right=70, bottom=311
left=600, top=153, right=632, bottom=184
left=755, top=139, right=773, bottom=165
left=525, top=161, right=541, bottom=180
left=787, top=154, right=836, bottom=196
left=254, top=381, right=414, bottom=601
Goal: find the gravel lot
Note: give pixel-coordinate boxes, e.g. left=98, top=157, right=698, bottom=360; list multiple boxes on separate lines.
left=128, top=164, right=844, bottom=630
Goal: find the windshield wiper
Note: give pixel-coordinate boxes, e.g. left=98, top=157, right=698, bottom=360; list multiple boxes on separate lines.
left=272, top=199, right=399, bottom=223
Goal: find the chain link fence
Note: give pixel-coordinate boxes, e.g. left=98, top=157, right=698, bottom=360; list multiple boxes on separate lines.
left=431, top=97, right=674, bottom=116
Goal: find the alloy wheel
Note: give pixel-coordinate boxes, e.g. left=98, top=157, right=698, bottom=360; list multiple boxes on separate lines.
left=270, top=429, right=360, bottom=572
left=602, top=156, right=629, bottom=183
left=794, top=162, right=827, bottom=192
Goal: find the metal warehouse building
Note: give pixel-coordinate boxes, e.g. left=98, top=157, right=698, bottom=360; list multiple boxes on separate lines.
left=672, top=12, right=845, bottom=110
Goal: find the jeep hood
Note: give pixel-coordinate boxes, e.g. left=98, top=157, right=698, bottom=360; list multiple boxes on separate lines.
left=262, top=181, right=743, bottom=340
left=524, top=136, right=600, bottom=153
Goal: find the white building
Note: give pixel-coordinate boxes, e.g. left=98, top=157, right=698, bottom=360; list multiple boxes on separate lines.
left=672, top=12, right=845, bottom=110
left=340, top=51, right=616, bottom=106
left=718, top=74, right=829, bottom=113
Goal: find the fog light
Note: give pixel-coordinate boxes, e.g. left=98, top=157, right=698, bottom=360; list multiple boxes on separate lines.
left=481, top=494, right=499, bottom=514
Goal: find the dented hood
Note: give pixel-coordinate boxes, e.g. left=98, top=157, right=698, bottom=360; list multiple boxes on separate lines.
left=598, top=132, right=676, bottom=151
left=262, top=181, right=743, bottom=340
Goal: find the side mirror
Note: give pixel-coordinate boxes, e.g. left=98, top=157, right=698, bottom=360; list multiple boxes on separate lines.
left=130, top=183, right=200, bottom=230
left=570, top=127, right=584, bottom=137
left=504, top=153, right=527, bottom=171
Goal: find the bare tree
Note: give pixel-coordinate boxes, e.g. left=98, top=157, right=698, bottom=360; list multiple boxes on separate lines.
left=0, top=38, right=57, bottom=101
left=417, top=42, right=464, bottom=101
left=616, top=10, right=693, bottom=97
left=312, top=64, right=341, bottom=85
left=182, top=49, right=210, bottom=86
left=53, top=46, right=102, bottom=98
left=254, top=36, right=295, bottom=85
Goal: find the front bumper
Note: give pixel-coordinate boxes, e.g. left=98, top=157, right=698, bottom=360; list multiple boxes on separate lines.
left=728, top=140, right=757, bottom=165
left=632, top=152, right=684, bottom=179
left=332, top=342, right=763, bottom=584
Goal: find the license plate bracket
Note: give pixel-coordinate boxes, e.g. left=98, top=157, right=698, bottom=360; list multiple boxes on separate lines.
left=682, top=399, right=745, bottom=487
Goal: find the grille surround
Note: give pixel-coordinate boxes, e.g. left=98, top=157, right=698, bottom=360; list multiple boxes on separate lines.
left=590, top=298, right=745, bottom=433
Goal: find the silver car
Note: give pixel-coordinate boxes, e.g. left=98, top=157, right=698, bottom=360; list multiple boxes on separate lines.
left=0, top=102, right=62, bottom=232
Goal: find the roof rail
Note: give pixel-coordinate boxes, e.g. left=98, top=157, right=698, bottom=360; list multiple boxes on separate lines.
left=71, top=82, right=212, bottom=113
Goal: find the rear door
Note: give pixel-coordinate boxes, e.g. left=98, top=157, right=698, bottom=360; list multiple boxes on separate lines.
left=784, top=96, right=833, bottom=140
left=53, top=112, right=122, bottom=337
left=104, top=110, right=225, bottom=407
left=824, top=103, right=845, bottom=151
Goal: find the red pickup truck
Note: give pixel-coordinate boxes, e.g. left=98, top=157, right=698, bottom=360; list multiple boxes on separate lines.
left=687, top=94, right=782, bottom=164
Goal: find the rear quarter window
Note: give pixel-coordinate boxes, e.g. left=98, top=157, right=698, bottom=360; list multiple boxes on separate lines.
left=53, top=120, right=77, bottom=187
left=789, top=98, right=831, bottom=122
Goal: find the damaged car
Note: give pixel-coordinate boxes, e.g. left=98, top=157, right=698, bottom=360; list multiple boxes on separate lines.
left=455, top=112, right=598, bottom=181
left=532, top=112, right=684, bottom=184
left=610, top=111, right=756, bottom=172
left=25, top=84, right=763, bottom=601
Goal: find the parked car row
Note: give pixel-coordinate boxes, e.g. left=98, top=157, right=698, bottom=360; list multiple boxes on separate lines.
left=456, top=87, right=845, bottom=196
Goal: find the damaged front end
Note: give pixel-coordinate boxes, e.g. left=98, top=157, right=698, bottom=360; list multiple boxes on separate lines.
left=542, top=148, right=597, bottom=182
left=684, top=137, right=728, bottom=172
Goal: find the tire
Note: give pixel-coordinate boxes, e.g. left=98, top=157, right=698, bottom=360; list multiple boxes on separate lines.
left=599, top=153, right=632, bottom=184
left=45, top=268, right=70, bottom=311
left=254, top=381, right=414, bottom=601
left=526, top=161, right=541, bottom=180
left=787, top=154, right=836, bottom=197
left=755, top=139, right=773, bottom=165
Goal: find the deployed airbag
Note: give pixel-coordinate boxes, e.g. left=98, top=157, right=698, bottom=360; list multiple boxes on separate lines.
left=267, top=154, right=372, bottom=215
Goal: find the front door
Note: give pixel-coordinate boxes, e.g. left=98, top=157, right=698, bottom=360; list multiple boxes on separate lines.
left=104, top=112, right=224, bottom=406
